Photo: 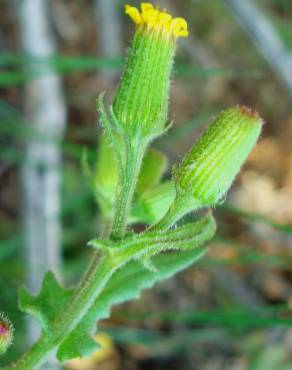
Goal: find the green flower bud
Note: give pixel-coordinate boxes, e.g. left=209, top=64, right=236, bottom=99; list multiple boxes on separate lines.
left=174, top=106, right=263, bottom=206
left=112, top=3, right=188, bottom=140
left=151, top=106, right=263, bottom=230
left=0, top=313, right=14, bottom=355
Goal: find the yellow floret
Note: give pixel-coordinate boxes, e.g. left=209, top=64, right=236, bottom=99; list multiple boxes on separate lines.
left=125, top=4, right=142, bottom=24
left=125, top=2, right=189, bottom=38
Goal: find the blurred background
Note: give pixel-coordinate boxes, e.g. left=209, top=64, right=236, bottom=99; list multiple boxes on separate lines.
left=0, top=0, right=292, bottom=369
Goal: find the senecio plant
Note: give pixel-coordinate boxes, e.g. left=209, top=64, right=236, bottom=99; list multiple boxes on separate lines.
left=3, top=3, right=263, bottom=369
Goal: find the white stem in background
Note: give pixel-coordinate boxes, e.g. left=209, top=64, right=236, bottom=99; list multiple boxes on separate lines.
left=223, top=0, right=292, bottom=96
left=15, top=0, right=66, bottom=367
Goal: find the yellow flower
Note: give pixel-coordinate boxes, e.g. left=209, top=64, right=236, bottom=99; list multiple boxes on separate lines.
left=113, top=2, right=188, bottom=139
left=125, top=2, right=188, bottom=38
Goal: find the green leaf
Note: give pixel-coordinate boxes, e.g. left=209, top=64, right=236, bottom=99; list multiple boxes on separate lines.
left=57, top=247, right=206, bottom=362
left=57, top=214, right=215, bottom=361
left=56, top=327, right=101, bottom=362
left=19, top=272, right=73, bottom=337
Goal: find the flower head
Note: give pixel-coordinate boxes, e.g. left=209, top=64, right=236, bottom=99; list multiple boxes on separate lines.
left=112, top=2, right=188, bottom=139
left=174, top=106, right=263, bottom=206
left=125, top=3, right=188, bottom=39
left=0, top=313, right=14, bottom=355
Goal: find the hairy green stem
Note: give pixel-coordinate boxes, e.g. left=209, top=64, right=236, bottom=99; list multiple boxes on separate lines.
left=3, top=161, right=201, bottom=370
left=76, top=216, right=113, bottom=292
left=149, top=193, right=201, bottom=231
left=4, top=139, right=148, bottom=370
left=111, top=138, right=147, bottom=239
left=3, top=135, right=148, bottom=369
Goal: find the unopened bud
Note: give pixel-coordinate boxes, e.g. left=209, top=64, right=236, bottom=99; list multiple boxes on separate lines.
left=174, top=106, right=263, bottom=206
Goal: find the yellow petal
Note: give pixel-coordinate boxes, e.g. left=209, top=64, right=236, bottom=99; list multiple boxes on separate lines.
left=142, top=8, right=159, bottom=29
left=125, top=4, right=142, bottom=24
left=158, top=12, right=172, bottom=27
left=141, top=3, right=155, bottom=13
left=125, top=2, right=189, bottom=39
left=171, top=17, right=189, bottom=37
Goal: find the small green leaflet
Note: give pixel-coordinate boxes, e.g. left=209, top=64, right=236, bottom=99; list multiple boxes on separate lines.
left=19, top=272, right=73, bottom=337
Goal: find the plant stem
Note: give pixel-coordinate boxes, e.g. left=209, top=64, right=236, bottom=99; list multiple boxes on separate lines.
left=4, top=257, right=117, bottom=370
left=149, top=193, right=201, bottom=231
left=4, top=138, right=147, bottom=369
left=111, top=138, right=147, bottom=239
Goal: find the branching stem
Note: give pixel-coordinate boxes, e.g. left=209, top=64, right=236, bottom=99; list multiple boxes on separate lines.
left=150, top=193, right=201, bottom=231
left=4, top=138, right=147, bottom=369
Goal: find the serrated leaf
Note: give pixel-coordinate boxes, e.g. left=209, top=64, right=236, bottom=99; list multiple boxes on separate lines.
left=19, top=272, right=73, bottom=336
left=57, top=247, right=207, bottom=362
left=56, top=328, right=101, bottom=362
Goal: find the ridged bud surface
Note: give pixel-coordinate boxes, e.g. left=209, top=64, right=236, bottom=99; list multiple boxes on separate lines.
left=113, top=3, right=188, bottom=139
left=174, top=106, right=263, bottom=206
